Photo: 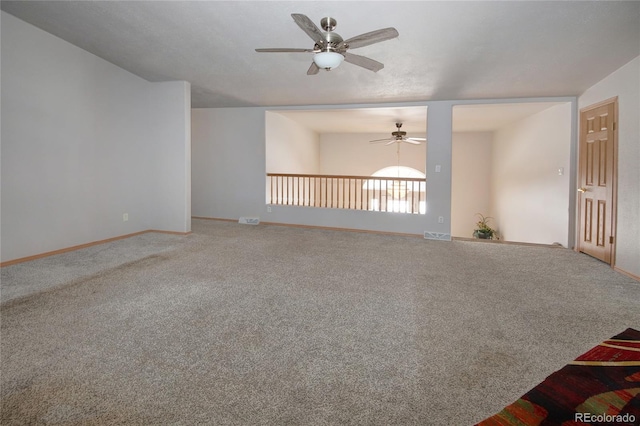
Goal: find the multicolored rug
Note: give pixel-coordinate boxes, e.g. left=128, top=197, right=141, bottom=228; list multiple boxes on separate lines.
left=477, top=328, right=640, bottom=426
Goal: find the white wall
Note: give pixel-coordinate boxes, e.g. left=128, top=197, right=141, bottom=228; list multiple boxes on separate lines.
left=265, top=112, right=320, bottom=174
left=451, top=132, right=493, bottom=238
left=319, top=133, right=426, bottom=176
left=490, top=103, right=572, bottom=245
left=578, top=56, right=640, bottom=278
left=147, top=81, right=192, bottom=233
left=0, top=12, right=191, bottom=262
left=425, top=102, right=454, bottom=237
left=191, top=108, right=266, bottom=219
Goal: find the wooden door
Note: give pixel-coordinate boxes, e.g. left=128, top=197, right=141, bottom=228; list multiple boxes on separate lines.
left=577, top=98, right=617, bottom=264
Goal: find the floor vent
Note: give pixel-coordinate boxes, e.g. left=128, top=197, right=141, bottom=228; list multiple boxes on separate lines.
left=424, top=231, right=451, bottom=241
left=239, top=217, right=260, bottom=225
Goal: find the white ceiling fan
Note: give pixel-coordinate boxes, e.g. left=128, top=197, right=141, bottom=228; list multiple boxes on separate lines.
left=370, top=123, right=426, bottom=145
left=255, top=13, right=399, bottom=75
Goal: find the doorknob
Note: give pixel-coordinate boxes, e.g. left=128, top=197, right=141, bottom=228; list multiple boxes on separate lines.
left=578, top=187, right=587, bottom=193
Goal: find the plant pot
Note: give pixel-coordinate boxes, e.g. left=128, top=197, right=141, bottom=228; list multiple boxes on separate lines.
left=473, top=230, right=492, bottom=239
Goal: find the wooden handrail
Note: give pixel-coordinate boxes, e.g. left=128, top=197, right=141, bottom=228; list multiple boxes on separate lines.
left=267, top=173, right=426, bottom=182
left=266, top=173, right=426, bottom=214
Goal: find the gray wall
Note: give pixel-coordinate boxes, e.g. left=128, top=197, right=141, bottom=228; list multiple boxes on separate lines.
left=1, top=12, right=191, bottom=262
left=192, top=108, right=266, bottom=220
left=147, top=82, right=192, bottom=233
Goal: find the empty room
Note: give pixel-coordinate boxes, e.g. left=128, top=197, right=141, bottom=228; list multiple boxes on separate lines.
left=1, top=1, right=639, bottom=424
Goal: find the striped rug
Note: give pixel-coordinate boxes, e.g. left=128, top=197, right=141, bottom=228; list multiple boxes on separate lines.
left=477, top=328, right=640, bottom=426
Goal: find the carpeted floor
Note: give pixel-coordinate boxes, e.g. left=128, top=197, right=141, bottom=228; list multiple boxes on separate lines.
left=2, top=218, right=639, bottom=425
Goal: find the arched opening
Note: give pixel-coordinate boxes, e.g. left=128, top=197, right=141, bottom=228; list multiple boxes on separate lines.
left=364, top=166, right=426, bottom=214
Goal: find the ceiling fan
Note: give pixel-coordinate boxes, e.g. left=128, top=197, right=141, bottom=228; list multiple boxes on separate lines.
left=370, top=123, right=426, bottom=145
left=255, top=13, right=398, bottom=75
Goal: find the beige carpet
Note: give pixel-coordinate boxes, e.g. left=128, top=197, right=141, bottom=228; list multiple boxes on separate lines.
left=2, top=219, right=639, bottom=425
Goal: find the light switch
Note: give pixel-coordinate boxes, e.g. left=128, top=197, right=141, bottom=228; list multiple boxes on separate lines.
left=435, top=165, right=441, bottom=173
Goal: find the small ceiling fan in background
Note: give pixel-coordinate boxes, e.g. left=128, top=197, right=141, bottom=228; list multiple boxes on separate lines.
left=255, top=13, right=398, bottom=75
left=370, top=123, right=426, bottom=145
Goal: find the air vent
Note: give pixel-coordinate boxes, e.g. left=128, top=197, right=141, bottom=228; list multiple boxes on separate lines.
left=239, top=217, right=260, bottom=225
left=424, top=231, right=451, bottom=241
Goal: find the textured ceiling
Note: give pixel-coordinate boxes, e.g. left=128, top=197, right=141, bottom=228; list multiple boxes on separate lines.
left=274, top=107, right=428, bottom=134
left=271, top=102, right=567, bottom=134
left=451, top=102, right=566, bottom=132
left=2, top=1, right=639, bottom=110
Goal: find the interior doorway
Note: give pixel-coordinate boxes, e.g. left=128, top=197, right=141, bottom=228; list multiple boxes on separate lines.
left=577, top=97, right=618, bottom=264
left=451, top=102, right=572, bottom=245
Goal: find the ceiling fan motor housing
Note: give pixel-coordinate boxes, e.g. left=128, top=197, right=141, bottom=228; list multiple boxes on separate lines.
left=324, top=32, right=344, bottom=50
left=392, top=123, right=406, bottom=138
left=368, top=122, right=425, bottom=145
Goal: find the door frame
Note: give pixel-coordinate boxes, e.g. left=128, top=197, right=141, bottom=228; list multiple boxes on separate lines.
left=576, top=96, right=618, bottom=266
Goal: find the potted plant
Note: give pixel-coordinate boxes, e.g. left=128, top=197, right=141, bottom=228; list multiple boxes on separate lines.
left=473, top=213, right=498, bottom=240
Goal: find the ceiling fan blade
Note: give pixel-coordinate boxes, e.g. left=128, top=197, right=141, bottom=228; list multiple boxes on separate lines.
left=344, top=52, right=384, bottom=72
left=404, top=139, right=422, bottom=145
left=385, top=141, right=396, bottom=145
left=369, top=139, right=393, bottom=144
left=291, top=13, right=326, bottom=47
left=406, top=137, right=426, bottom=142
left=255, top=48, right=314, bottom=53
left=307, top=62, right=320, bottom=75
left=342, top=27, right=399, bottom=49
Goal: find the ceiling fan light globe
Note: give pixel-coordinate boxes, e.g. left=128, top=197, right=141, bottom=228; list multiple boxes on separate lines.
left=313, top=51, right=344, bottom=70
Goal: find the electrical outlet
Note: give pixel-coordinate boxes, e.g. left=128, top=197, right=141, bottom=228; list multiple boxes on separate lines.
left=123, top=213, right=128, bottom=222
left=438, top=216, right=444, bottom=223
left=267, top=206, right=272, bottom=213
